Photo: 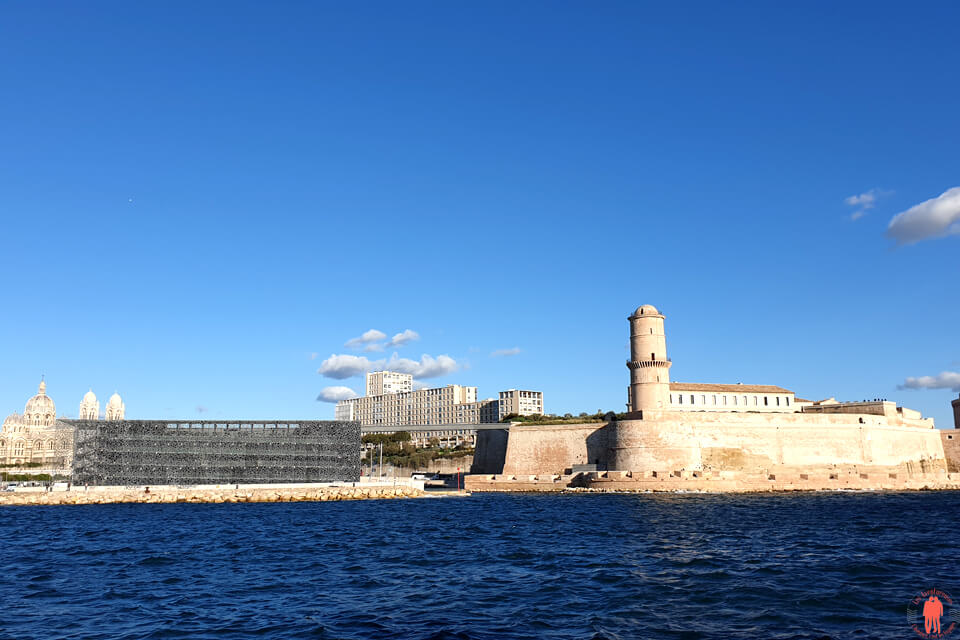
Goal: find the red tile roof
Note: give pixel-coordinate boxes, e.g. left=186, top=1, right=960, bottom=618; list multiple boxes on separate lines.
left=669, top=382, right=793, bottom=394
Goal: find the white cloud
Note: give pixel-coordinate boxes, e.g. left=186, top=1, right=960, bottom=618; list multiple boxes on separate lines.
left=344, top=328, right=419, bottom=352
left=491, top=347, right=522, bottom=357
left=384, top=353, right=459, bottom=378
left=844, top=188, right=890, bottom=221
left=887, top=187, right=960, bottom=245
left=318, top=352, right=460, bottom=379
left=898, top=371, right=960, bottom=392
left=316, top=386, right=359, bottom=403
left=345, top=329, right=387, bottom=349
left=412, top=380, right=432, bottom=391
left=317, top=354, right=376, bottom=379
left=388, top=329, right=420, bottom=347
left=845, top=190, right=878, bottom=208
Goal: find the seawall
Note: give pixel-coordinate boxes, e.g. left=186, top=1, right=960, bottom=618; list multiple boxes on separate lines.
left=0, top=483, right=428, bottom=506
left=466, top=468, right=960, bottom=493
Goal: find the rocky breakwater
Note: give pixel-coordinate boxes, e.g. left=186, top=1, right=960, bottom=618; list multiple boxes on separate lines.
left=0, top=485, right=426, bottom=506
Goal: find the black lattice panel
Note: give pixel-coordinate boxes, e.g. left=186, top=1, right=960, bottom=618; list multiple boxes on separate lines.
left=67, top=420, right=361, bottom=486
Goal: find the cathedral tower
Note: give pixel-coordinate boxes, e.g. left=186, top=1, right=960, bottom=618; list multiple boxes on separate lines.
left=627, top=305, right=672, bottom=412
left=79, top=390, right=99, bottom=420
left=105, top=392, right=125, bottom=421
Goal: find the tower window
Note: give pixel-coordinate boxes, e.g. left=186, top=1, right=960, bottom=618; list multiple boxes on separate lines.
left=764, top=397, right=769, bottom=406
left=651, top=352, right=655, bottom=361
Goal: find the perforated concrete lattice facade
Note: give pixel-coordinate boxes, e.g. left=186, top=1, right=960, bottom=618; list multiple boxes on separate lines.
left=68, top=420, right=360, bottom=486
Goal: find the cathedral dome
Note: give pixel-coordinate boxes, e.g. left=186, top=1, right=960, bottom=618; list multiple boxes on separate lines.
left=108, top=392, right=122, bottom=407
left=2, top=412, right=21, bottom=428
left=24, top=380, right=56, bottom=423
left=83, top=389, right=97, bottom=404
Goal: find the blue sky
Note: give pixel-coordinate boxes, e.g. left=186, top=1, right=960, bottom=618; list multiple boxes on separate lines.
left=1, top=2, right=958, bottom=427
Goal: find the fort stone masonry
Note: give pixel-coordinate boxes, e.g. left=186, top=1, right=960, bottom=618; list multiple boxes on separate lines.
left=468, top=305, right=960, bottom=492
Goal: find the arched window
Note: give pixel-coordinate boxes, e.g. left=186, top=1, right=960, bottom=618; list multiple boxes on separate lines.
left=35, top=440, right=43, bottom=450
left=14, top=441, right=25, bottom=456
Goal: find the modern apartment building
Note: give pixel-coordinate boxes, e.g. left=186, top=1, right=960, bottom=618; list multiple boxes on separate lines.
left=337, top=384, right=488, bottom=427
left=333, top=401, right=356, bottom=422
left=336, top=375, right=543, bottom=427
left=498, top=389, right=544, bottom=418
left=365, top=371, right=413, bottom=396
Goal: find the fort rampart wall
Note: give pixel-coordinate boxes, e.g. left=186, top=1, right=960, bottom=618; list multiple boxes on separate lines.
left=610, top=412, right=946, bottom=474
left=500, top=423, right=607, bottom=475
left=942, top=430, right=960, bottom=473
left=479, top=413, right=950, bottom=490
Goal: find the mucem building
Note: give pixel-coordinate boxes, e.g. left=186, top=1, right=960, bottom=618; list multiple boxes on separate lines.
left=68, top=420, right=360, bottom=486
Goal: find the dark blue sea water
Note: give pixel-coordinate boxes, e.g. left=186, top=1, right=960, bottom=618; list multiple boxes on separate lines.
left=1, top=491, right=958, bottom=640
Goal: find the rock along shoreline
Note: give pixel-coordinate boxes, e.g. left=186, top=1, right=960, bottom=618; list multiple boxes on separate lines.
left=0, top=484, right=448, bottom=506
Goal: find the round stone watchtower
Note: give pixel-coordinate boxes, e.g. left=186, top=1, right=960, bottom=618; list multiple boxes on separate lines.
left=627, top=305, right=672, bottom=412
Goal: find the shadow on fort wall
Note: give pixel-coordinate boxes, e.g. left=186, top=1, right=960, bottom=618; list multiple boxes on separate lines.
left=470, top=429, right=509, bottom=474
left=586, top=423, right=615, bottom=471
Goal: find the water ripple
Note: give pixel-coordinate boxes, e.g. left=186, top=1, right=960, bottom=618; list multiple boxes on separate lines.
left=1, top=492, right=957, bottom=639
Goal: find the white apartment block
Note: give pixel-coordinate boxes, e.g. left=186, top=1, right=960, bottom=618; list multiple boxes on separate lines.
left=498, top=389, right=544, bottom=418
left=365, top=371, right=413, bottom=396
left=668, top=383, right=797, bottom=412
left=336, top=384, right=506, bottom=427
left=334, top=401, right=356, bottom=421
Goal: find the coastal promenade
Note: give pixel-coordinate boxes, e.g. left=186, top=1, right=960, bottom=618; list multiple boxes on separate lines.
left=0, top=480, right=446, bottom=506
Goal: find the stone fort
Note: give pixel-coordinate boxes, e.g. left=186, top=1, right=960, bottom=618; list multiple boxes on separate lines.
left=468, top=305, right=960, bottom=491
